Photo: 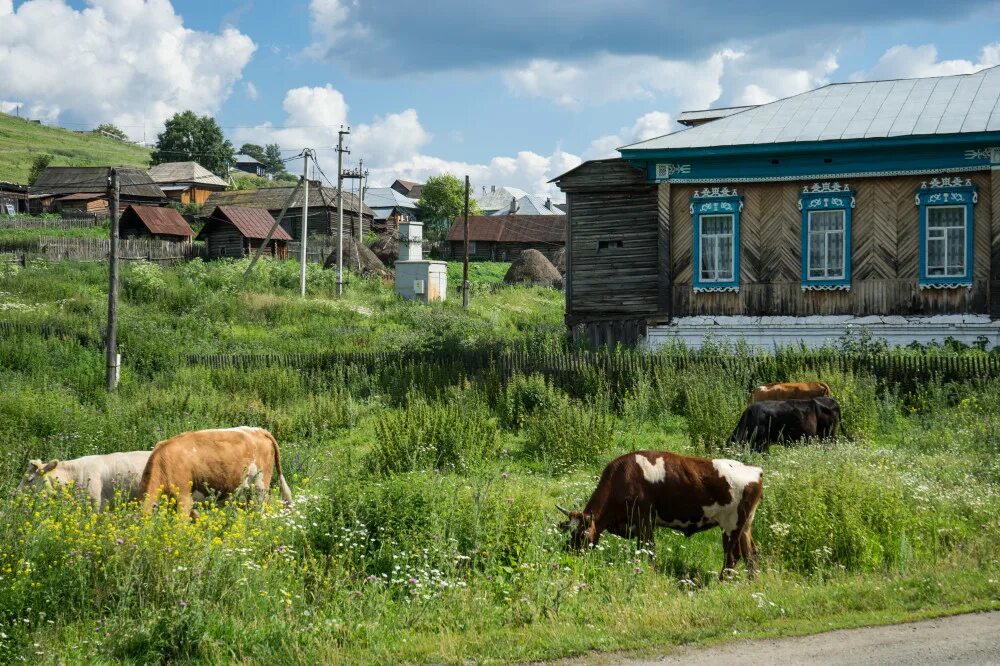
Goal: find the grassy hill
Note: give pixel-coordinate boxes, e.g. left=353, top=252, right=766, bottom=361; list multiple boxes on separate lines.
left=0, top=112, right=151, bottom=183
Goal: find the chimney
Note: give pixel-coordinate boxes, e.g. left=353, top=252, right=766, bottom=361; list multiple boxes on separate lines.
left=545, top=197, right=552, bottom=210
left=509, top=197, right=517, bottom=214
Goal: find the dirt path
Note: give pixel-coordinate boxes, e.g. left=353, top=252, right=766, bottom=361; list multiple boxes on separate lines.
left=592, top=611, right=1000, bottom=665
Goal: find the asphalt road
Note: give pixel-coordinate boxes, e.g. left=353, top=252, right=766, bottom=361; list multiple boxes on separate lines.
left=608, top=611, right=1000, bottom=665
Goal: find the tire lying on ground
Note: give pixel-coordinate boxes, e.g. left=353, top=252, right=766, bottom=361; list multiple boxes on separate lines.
left=324, top=236, right=393, bottom=279
left=503, top=249, right=562, bottom=287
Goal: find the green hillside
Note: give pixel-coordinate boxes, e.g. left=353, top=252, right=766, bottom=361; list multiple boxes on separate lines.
left=0, top=112, right=151, bottom=183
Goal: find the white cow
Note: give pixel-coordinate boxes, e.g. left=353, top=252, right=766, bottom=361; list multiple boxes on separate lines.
left=17, top=451, right=152, bottom=509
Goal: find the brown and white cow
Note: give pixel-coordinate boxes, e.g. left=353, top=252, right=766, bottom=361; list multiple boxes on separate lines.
left=750, top=381, right=831, bottom=403
left=140, top=427, right=292, bottom=516
left=558, top=451, right=763, bottom=578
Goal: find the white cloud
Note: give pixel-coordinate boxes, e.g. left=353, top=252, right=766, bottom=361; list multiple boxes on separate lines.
left=852, top=43, right=1000, bottom=81
left=234, top=84, right=579, bottom=198
left=728, top=54, right=839, bottom=106
left=306, top=0, right=368, bottom=58
left=0, top=0, right=256, bottom=140
left=584, top=111, right=675, bottom=160
left=245, top=82, right=259, bottom=101
left=505, top=50, right=742, bottom=110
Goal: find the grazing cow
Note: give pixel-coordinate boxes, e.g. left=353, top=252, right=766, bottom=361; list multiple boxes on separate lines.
left=750, top=381, right=831, bottom=403
left=140, top=427, right=292, bottom=516
left=729, top=397, right=842, bottom=452
left=16, top=451, right=152, bottom=509
left=558, top=451, right=763, bottom=578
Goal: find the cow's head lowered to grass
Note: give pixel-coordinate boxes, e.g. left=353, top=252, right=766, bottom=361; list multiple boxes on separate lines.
left=557, top=505, right=597, bottom=550
left=16, top=459, right=61, bottom=493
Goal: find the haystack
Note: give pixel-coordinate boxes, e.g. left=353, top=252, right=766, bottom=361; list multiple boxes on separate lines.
left=503, top=249, right=561, bottom=286
left=369, top=232, right=398, bottom=266
left=551, top=246, right=566, bottom=275
left=324, top=236, right=392, bottom=278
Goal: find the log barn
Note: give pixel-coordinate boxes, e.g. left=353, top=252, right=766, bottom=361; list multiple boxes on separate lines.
left=30, top=167, right=167, bottom=216
left=445, top=215, right=565, bottom=262
left=196, top=206, right=290, bottom=259
left=119, top=205, right=194, bottom=242
left=555, top=65, right=1000, bottom=349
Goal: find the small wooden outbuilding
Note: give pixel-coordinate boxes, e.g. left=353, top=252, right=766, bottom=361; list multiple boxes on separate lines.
left=445, top=215, right=565, bottom=262
left=196, top=206, right=291, bottom=259
left=119, top=205, right=194, bottom=242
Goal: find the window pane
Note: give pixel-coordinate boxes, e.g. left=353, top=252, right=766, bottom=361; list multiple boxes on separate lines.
left=827, top=229, right=844, bottom=277
left=946, top=227, right=964, bottom=275
left=807, top=210, right=845, bottom=279
left=719, top=235, right=733, bottom=279
left=699, top=214, right=735, bottom=282
left=927, top=238, right=945, bottom=275
left=809, top=232, right=825, bottom=277
left=702, top=215, right=732, bottom=236
left=928, top=207, right=964, bottom=229
left=810, top=210, right=843, bottom=232
left=926, top=207, right=966, bottom=278
left=701, top=236, right=715, bottom=279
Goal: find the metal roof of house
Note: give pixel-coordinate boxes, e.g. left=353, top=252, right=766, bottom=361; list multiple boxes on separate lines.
left=676, top=105, right=758, bottom=126
left=446, top=215, right=565, bottom=244
left=363, top=186, right=419, bottom=210
left=31, top=167, right=165, bottom=198
left=122, top=205, right=193, bottom=238
left=474, top=186, right=528, bottom=212
left=147, top=161, right=228, bottom=188
left=197, top=205, right=291, bottom=241
left=488, top=194, right=564, bottom=216
left=623, top=65, right=1000, bottom=152
left=204, top=184, right=374, bottom=217
left=235, top=153, right=262, bottom=165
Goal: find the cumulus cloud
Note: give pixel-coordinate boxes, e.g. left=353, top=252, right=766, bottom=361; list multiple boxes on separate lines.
left=505, top=51, right=741, bottom=109
left=245, top=82, right=259, bottom=101
left=0, top=0, right=256, bottom=140
left=852, top=43, right=1000, bottom=80
left=728, top=54, right=839, bottom=105
left=234, top=84, right=579, bottom=197
left=584, top=111, right=676, bottom=160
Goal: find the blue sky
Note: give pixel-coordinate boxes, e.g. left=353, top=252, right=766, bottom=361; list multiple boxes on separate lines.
left=2, top=0, right=1000, bottom=195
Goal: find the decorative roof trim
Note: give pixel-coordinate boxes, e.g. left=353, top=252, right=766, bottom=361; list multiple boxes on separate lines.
left=661, top=164, right=990, bottom=185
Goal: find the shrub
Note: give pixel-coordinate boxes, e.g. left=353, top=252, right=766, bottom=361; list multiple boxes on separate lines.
left=679, top=369, right=748, bottom=449
left=122, top=261, right=167, bottom=304
left=522, top=398, right=616, bottom=469
left=369, top=395, right=498, bottom=475
left=501, top=373, right=566, bottom=430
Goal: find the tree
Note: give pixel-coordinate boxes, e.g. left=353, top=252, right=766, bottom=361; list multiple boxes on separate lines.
left=28, top=154, right=52, bottom=185
left=238, top=143, right=266, bottom=162
left=95, top=123, right=129, bottom=142
left=262, top=143, right=285, bottom=176
left=151, top=111, right=234, bottom=177
left=417, top=174, right=480, bottom=226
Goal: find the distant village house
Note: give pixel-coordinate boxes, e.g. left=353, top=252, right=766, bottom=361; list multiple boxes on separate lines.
left=364, top=186, right=419, bottom=233
left=390, top=179, right=423, bottom=200
left=120, top=205, right=194, bottom=242
left=196, top=205, right=290, bottom=259
left=446, top=215, right=565, bottom=262
left=147, top=161, right=228, bottom=206
left=30, top=167, right=166, bottom=216
left=233, top=153, right=266, bottom=178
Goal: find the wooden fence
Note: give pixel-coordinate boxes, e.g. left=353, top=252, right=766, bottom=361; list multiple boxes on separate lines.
left=0, top=215, right=106, bottom=229
left=181, top=348, right=1000, bottom=387
left=0, top=236, right=207, bottom=262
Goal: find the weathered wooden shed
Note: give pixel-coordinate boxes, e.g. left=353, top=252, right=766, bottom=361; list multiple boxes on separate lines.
left=445, top=215, right=566, bottom=262
left=555, top=65, right=1000, bottom=349
left=196, top=206, right=290, bottom=259
left=119, top=205, right=194, bottom=242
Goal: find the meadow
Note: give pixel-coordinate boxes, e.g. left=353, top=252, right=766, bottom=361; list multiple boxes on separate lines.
left=0, top=258, right=998, bottom=664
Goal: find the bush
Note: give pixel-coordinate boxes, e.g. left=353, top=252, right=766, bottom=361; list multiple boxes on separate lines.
left=501, top=373, right=566, bottom=430
left=122, top=261, right=167, bottom=304
left=369, top=395, right=498, bottom=475
left=522, top=398, right=616, bottom=470
left=679, top=369, right=748, bottom=449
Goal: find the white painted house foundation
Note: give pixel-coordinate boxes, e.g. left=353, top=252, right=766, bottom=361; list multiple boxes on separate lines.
left=646, top=315, right=1000, bottom=351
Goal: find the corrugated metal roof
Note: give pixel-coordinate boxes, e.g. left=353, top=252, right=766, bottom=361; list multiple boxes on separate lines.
left=199, top=206, right=291, bottom=241
left=363, top=187, right=419, bottom=210
left=489, top=194, right=565, bottom=216
left=147, top=161, right=228, bottom=188
left=676, top=105, right=758, bottom=126
left=235, top=154, right=262, bottom=165
left=474, top=186, right=528, bottom=212
left=446, top=215, right=565, bottom=244
left=122, top=205, right=193, bottom=238
left=623, top=65, right=1000, bottom=151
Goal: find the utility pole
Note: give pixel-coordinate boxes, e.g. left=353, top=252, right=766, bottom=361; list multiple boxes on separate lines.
left=106, top=168, right=121, bottom=391
left=462, top=175, right=470, bottom=309
left=299, top=148, right=312, bottom=297
left=335, top=127, right=350, bottom=296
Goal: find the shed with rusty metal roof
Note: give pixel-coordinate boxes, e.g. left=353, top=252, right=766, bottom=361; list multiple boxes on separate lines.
left=119, top=205, right=194, bottom=242
left=196, top=205, right=291, bottom=259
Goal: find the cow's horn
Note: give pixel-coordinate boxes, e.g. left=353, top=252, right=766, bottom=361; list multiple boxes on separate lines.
left=556, top=504, right=572, bottom=517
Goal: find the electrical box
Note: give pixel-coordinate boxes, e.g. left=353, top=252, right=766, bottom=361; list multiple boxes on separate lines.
left=413, top=279, right=425, bottom=294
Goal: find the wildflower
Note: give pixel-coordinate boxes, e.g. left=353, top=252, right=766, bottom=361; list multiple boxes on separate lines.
left=115, top=538, right=124, bottom=545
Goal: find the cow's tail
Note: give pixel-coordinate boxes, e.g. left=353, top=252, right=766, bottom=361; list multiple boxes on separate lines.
left=838, top=420, right=854, bottom=442
left=266, top=430, right=293, bottom=508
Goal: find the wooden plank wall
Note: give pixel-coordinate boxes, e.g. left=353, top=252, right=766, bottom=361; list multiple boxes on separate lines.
left=670, top=172, right=994, bottom=316
left=568, top=187, right=658, bottom=315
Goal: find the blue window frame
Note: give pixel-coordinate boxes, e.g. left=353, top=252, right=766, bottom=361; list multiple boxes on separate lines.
left=915, top=177, right=976, bottom=289
left=691, top=188, right=742, bottom=292
left=799, top=184, right=854, bottom=291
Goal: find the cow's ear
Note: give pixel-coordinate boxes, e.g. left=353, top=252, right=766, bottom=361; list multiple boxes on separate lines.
left=42, top=460, right=58, bottom=473
left=29, top=459, right=43, bottom=471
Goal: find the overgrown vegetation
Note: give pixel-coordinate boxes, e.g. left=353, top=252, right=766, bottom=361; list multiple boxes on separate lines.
left=0, top=259, right=998, bottom=663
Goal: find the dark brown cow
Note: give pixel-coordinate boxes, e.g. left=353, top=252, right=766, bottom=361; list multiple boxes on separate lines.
left=750, top=381, right=831, bottom=403
left=729, top=397, right=843, bottom=453
left=558, top=451, right=763, bottom=578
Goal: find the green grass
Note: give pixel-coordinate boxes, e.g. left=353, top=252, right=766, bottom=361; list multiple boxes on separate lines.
left=0, top=112, right=150, bottom=183
left=447, top=261, right=511, bottom=284
left=0, top=260, right=998, bottom=664
left=0, top=225, right=111, bottom=242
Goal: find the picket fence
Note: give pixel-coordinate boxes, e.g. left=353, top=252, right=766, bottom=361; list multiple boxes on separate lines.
left=0, top=215, right=106, bottom=229
left=0, top=236, right=207, bottom=262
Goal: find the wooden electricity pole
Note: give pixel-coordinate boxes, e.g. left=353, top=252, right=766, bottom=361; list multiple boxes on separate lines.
left=335, top=127, right=350, bottom=296
left=299, top=148, right=311, bottom=297
left=106, top=168, right=120, bottom=391
left=462, top=175, right=470, bottom=309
